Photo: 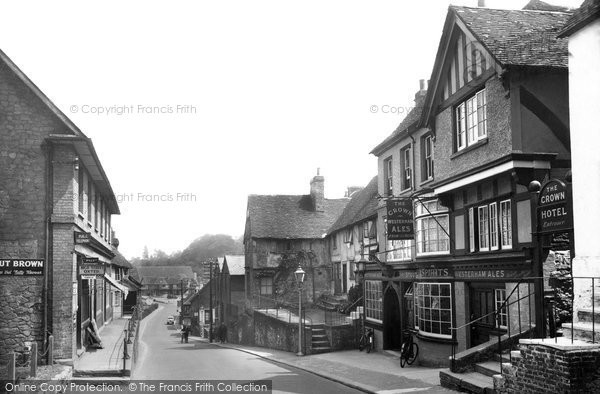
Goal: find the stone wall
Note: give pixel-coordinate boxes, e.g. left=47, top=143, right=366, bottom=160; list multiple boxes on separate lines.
left=495, top=339, right=600, bottom=393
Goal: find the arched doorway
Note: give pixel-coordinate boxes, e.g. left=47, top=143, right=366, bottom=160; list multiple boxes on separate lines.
left=383, top=286, right=402, bottom=350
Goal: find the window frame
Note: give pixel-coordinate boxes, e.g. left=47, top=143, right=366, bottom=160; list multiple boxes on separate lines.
left=489, top=202, right=499, bottom=251
left=455, top=88, right=487, bottom=152
left=477, top=205, right=489, bottom=252
left=414, top=282, right=453, bottom=339
left=384, top=156, right=393, bottom=196
left=364, top=280, right=383, bottom=323
left=415, top=199, right=450, bottom=256
left=259, top=276, right=273, bottom=295
left=500, top=200, right=512, bottom=249
left=422, top=134, right=434, bottom=181
left=495, top=288, right=508, bottom=329
left=400, top=145, right=412, bottom=191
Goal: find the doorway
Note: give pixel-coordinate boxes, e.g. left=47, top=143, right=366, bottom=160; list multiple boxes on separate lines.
left=342, top=264, right=348, bottom=294
left=470, top=283, right=504, bottom=346
left=383, top=287, right=402, bottom=349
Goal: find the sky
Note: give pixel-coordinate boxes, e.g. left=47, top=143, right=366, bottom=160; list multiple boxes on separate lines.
left=0, top=0, right=582, bottom=259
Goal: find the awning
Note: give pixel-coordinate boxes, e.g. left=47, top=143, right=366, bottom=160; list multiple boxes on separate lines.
left=120, top=277, right=141, bottom=291
left=104, top=274, right=128, bottom=297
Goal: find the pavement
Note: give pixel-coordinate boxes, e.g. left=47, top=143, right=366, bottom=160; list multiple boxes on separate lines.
left=190, top=336, right=456, bottom=393
left=73, top=317, right=133, bottom=377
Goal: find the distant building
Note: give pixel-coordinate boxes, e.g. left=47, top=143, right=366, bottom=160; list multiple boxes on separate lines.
left=137, top=266, right=197, bottom=297
left=244, top=173, right=348, bottom=306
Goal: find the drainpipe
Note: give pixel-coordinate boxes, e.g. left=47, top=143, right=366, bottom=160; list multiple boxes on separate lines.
left=43, top=142, right=54, bottom=353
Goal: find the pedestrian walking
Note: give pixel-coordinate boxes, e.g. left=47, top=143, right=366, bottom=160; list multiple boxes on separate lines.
left=219, top=322, right=227, bottom=343
left=181, top=325, right=190, bottom=343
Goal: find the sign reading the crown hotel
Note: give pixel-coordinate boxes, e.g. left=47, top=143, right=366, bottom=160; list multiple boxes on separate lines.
left=537, top=179, right=572, bottom=234
left=387, top=199, right=414, bottom=240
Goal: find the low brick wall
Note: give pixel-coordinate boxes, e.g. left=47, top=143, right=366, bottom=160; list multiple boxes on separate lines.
left=495, top=339, right=600, bottom=393
left=325, top=323, right=357, bottom=351
left=253, top=311, right=312, bottom=354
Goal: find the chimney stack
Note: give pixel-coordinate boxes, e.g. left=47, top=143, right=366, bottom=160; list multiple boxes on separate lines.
left=415, top=79, right=428, bottom=103
left=310, top=170, right=325, bottom=212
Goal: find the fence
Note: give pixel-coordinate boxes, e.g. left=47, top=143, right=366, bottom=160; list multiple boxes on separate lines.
left=5, top=335, right=54, bottom=382
left=449, top=275, right=598, bottom=377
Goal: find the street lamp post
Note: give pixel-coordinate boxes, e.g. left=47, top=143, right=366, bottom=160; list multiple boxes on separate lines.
left=209, top=260, right=214, bottom=343
left=355, top=257, right=367, bottom=340
left=295, top=265, right=306, bottom=356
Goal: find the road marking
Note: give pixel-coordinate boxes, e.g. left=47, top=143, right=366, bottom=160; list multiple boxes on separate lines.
left=376, top=388, right=433, bottom=394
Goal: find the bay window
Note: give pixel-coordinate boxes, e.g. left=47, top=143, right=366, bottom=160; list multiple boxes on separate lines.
left=468, top=199, right=512, bottom=252
left=415, top=199, right=450, bottom=255
left=415, top=282, right=452, bottom=338
left=365, top=280, right=382, bottom=322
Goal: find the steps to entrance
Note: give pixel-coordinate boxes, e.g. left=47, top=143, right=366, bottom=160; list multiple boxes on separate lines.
left=561, top=321, right=600, bottom=342
left=310, top=324, right=331, bottom=354
left=439, top=369, right=494, bottom=394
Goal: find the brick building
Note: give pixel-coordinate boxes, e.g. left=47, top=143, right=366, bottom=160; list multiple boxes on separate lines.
left=244, top=173, right=348, bottom=307
left=369, top=3, right=572, bottom=367
left=0, top=48, right=130, bottom=362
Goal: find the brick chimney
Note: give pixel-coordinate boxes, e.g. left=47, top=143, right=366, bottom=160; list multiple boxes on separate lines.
left=414, top=79, right=427, bottom=105
left=310, top=169, right=325, bottom=212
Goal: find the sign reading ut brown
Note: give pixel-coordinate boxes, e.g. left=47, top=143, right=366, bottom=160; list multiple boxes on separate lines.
left=386, top=199, right=414, bottom=240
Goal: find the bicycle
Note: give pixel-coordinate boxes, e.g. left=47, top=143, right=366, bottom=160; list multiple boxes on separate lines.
left=358, top=327, right=374, bottom=353
left=400, top=330, right=419, bottom=367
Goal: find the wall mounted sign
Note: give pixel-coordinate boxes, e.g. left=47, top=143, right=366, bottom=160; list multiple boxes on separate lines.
left=0, top=259, right=44, bottom=276
left=75, top=232, right=91, bottom=245
left=537, top=179, right=572, bottom=234
left=386, top=199, right=414, bottom=240
left=80, top=258, right=104, bottom=279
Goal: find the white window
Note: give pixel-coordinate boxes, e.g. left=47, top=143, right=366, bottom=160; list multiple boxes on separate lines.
left=478, top=206, right=489, bottom=251
left=489, top=203, right=498, bottom=250
left=469, top=207, right=475, bottom=253
left=495, top=288, right=507, bottom=329
left=500, top=200, right=512, bottom=248
left=387, top=239, right=412, bottom=261
left=344, top=228, right=353, bottom=244
left=384, top=157, right=393, bottom=196
left=415, top=283, right=452, bottom=338
left=423, top=135, right=434, bottom=181
left=456, top=89, right=487, bottom=151
left=401, top=146, right=412, bottom=191
left=415, top=199, right=450, bottom=255
left=365, top=280, right=382, bottom=322
left=260, top=277, right=273, bottom=295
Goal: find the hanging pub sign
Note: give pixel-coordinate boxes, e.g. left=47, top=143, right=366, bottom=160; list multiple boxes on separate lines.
left=75, top=232, right=91, bottom=245
left=537, top=179, right=573, bottom=234
left=0, top=259, right=45, bottom=276
left=386, top=199, right=414, bottom=240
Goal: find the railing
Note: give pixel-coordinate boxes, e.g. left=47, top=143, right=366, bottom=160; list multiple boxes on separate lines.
left=324, top=296, right=363, bottom=326
left=449, top=275, right=600, bottom=376
left=5, top=335, right=54, bottom=382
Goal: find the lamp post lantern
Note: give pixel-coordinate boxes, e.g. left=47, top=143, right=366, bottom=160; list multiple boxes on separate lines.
left=294, top=265, right=306, bottom=356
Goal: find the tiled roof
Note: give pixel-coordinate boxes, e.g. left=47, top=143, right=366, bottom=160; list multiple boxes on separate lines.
left=523, top=0, right=571, bottom=12
left=559, top=0, right=600, bottom=37
left=328, top=176, right=378, bottom=234
left=453, top=6, right=572, bottom=68
left=137, top=266, right=195, bottom=284
left=112, top=250, right=132, bottom=269
left=224, top=255, right=245, bottom=276
left=247, top=195, right=348, bottom=239
left=370, top=94, right=426, bottom=156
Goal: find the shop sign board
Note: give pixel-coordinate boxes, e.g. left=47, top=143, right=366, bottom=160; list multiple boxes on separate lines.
left=537, top=179, right=572, bottom=234
left=386, top=199, right=414, bottom=240
left=80, top=258, right=104, bottom=278
left=75, top=232, right=91, bottom=245
left=0, top=259, right=45, bottom=276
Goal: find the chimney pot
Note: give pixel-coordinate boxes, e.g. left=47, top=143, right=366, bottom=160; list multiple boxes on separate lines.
left=419, top=79, right=426, bottom=90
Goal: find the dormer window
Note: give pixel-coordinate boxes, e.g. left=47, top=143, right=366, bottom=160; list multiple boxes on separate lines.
left=456, top=88, right=487, bottom=151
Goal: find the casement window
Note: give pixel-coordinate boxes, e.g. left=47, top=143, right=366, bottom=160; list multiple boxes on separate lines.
left=384, top=157, right=393, bottom=196
left=415, top=283, right=452, bottom=339
left=468, top=200, right=512, bottom=252
left=415, top=199, right=450, bottom=255
left=422, top=135, right=434, bottom=181
left=401, top=146, right=412, bottom=191
left=495, top=288, right=508, bottom=329
left=500, top=200, right=512, bottom=248
left=363, top=222, right=370, bottom=239
left=332, top=234, right=338, bottom=250
left=365, top=280, right=383, bottom=322
left=456, top=88, right=487, bottom=151
left=259, top=277, right=273, bottom=295
left=344, top=228, right=353, bottom=244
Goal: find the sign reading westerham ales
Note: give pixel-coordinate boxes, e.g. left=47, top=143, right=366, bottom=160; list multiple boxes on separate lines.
left=387, top=199, right=414, bottom=240
left=538, top=179, right=572, bottom=234
left=0, top=259, right=45, bottom=276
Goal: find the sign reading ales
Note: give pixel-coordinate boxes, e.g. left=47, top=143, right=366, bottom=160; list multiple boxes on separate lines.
left=537, top=179, right=572, bottom=234
left=386, top=199, right=414, bottom=240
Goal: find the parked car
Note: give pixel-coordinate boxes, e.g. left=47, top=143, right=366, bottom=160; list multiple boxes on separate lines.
left=167, top=316, right=175, bottom=325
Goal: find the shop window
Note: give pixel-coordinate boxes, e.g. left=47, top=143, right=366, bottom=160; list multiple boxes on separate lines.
left=456, top=89, right=487, bottom=151
left=415, top=282, right=452, bottom=339
left=260, top=277, right=273, bottom=295
left=365, top=280, right=382, bottom=323
left=415, top=199, right=450, bottom=255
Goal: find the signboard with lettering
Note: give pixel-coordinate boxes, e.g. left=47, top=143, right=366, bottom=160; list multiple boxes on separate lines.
left=386, top=199, right=414, bottom=240
left=0, top=259, right=45, bottom=276
left=537, top=179, right=572, bottom=234
left=80, top=258, right=104, bottom=278
left=75, top=232, right=91, bottom=245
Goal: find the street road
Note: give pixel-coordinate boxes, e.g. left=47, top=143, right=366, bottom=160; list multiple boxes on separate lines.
left=133, top=299, right=362, bottom=394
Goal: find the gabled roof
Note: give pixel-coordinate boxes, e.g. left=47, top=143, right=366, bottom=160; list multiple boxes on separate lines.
left=370, top=93, right=426, bottom=156
left=328, top=176, right=378, bottom=234
left=224, top=255, right=245, bottom=276
left=246, top=195, right=348, bottom=239
left=420, top=5, right=572, bottom=127
left=453, top=6, right=571, bottom=68
left=523, top=0, right=572, bottom=12
left=137, top=266, right=195, bottom=282
left=558, top=0, right=600, bottom=37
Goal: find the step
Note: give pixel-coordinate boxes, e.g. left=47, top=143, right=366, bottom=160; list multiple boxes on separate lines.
left=492, top=352, right=511, bottom=363
left=312, top=340, right=330, bottom=346
left=311, top=346, right=331, bottom=354
left=440, top=369, right=494, bottom=394
left=72, top=369, right=129, bottom=378
left=475, top=360, right=502, bottom=377
left=577, top=308, right=600, bottom=323
left=561, top=322, right=600, bottom=343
